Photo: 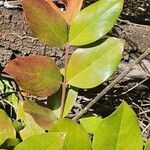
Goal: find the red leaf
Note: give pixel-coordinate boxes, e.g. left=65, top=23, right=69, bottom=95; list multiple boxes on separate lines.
left=62, top=0, right=83, bottom=23
left=4, top=55, right=62, bottom=97
left=21, top=0, right=68, bottom=47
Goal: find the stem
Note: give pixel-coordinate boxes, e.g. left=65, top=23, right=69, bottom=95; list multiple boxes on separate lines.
left=60, top=44, right=70, bottom=118
left=73, top=48, right=150, bottom=121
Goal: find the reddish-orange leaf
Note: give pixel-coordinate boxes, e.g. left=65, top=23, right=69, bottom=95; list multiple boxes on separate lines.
left=4, top=55, right=62, bottom=97
left=61, top=0, right=69, bottom=5
left=21, top=0, right=68, bottom=47
left=23, top=100, right=57, bottom=129
left=62, top=0, right=83, bottom=23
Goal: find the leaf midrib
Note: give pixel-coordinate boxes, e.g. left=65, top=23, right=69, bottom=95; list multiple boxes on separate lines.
left=67, top=42, right=122, bottom=84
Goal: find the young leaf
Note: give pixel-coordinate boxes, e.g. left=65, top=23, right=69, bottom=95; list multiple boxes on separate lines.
left=69, top=0, right=124, bottom=45
left=0, top=109, right=16, bottom=145
left=23, top=100, right=57, bottom=130
left=4, top=55, right=62, bottom=97
left=21, top=0, right=68, bottom=47
left=92, top=102, right=143, bottom=150
left=50, top=118, right=91, bottom=150
left=66, top=37, right=124, bottom=88
left=62, top=0, right=83, bottom=23
left=15, top=133, right=65, bottom=150
left=80, top=116, right=103, bottom=134
left=145, top=139, right=150, bottom=150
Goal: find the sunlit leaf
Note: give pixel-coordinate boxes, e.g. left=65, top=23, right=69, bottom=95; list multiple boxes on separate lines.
left=21, top=0, right=68, bottom=47
left=145, top=139, right=150, bottom=150
left=23, top=100, right=57, bottom=130
left=66, top=37, right=124, bottom=88
left=4, top=55, right=62, bottom=97
left=15, top=132, right=65, bottom=150
left=50, top=118, right=91, bottom=150
left=7, top=93, right=19, bottom=111
left=62, top=0, right=83, bottom=23
left=69, top=0, right=124, bottom=45
left=80, top=116, right=102, bottom=134
left=0, top=109, right=16, bottom=145
left=17, top=101, right=45, bottom=140
left=62, top=88, right=78, bottom=117
left=19, top=113, right=45, bottom=141
left=92, top=102, right=143, bottom=150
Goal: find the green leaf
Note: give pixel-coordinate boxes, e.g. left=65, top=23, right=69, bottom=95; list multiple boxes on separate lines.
left=69, top=0, right=124, bottom=45
left=66, top=37, right=124, bottom=88
left=62, top=88, right=78, bottom=117
left=47, top=88, right=78, bottom=118
left=145, top=139, right=150, bottom=150
left=12, top=120, right=24, bottom=132
left=47, top=88, right=62, bottom=118
left=23, top=100, right=57, bottom=130
left=17, top=101, right=45, bottom=140
left=21, top=0, right=68, bottom=47
left=4, top=55, right=62, bottom=97
left=19, top=113, right=45, bottom=141
left=50, top=118, right=91, bottom=150
left=15, top=132, right=65, bottom=150
left=0, top=138, right=20, bottom=149
left=92, top=102, right=143, bottom=150
left=0, top=109, right=16, bottom=145
left=7, top=93, right=19, bottom=111
left=0, top=80, right=4, bottom=92
left=80, top=116, right=102, bottom=134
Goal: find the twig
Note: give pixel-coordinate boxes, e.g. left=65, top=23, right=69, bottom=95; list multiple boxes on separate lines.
left=139, top=110, right=150, bottom=115
left=73, top=48, right=150, bottom=121
left=121, top=77, right=149, bottom=95
left=60, top=44, right=70, bottom=118
left=142, top=123, right=150, bottom=134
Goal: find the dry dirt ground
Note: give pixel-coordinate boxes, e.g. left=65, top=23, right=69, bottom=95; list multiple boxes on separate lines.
left=0, top=0, right=150, bottom=141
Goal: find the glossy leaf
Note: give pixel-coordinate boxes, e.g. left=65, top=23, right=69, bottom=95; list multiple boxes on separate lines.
left=92, top=102, right=143, bottom=150
left=23, top=100, right=57, bottom=130
left=66, top=37, right=124, bottom=88
left=62, top=0, right=83, bottom=23
left=80, top=116, right=102, bottom=134
left=0, top=109, right=16, bottom=145
left=21, top=0, right=68, bottom=47
left=15, top=133, right=65, bottom=150
left=145, top=139, right=150, bottom=150
left=69, top=0, right=124, bottom=45
left=4, top=55, right=62, bottom=97
left=48, top=88, right=78, bottom=118
left=50, top=118, right=91, bottom=150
